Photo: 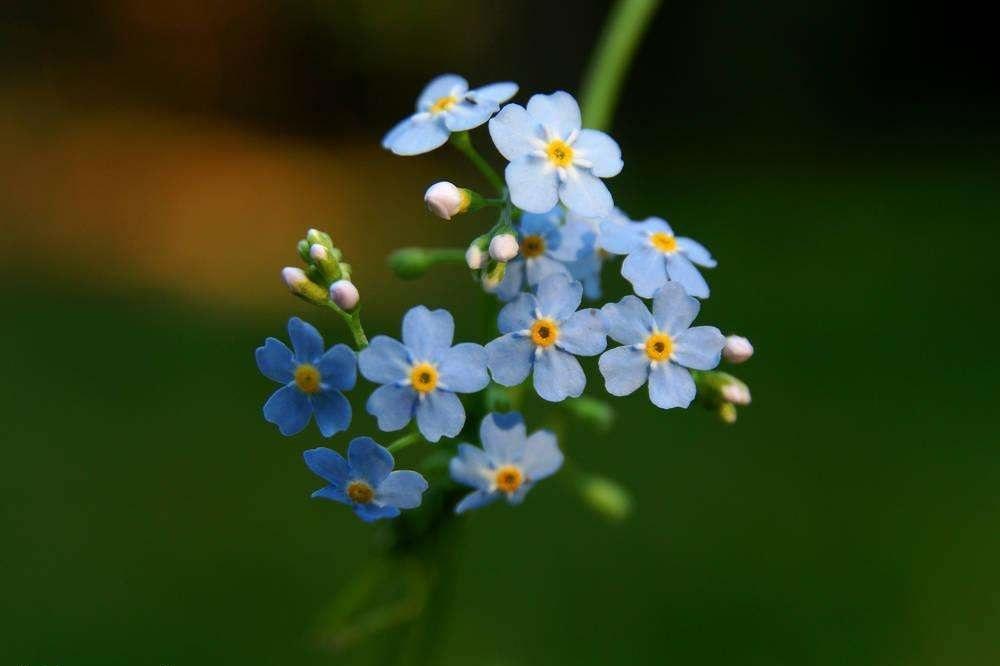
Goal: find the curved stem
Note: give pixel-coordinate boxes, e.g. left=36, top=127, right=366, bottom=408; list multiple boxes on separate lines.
left=579, top=0, right=662, bottom=131
left=324, top=302, right=369, bottom=349
left=450, top=131, right=505, bottom=195
left=387, top=431, right=425, bottom=454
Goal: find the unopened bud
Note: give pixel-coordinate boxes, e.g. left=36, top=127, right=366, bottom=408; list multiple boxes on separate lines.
left=578, top=474, right=633, bottom=522
left=281, top=266, right=328, bottom=305
left=297, top=239, right=312, bottom=263
left=329, top=279, right=359, bottom=311
left=489, top=233, right=519, bottom=261
left=466, top=244, right=485, bottom=270
left=424, top=181, right=471, bottom=220
left=721, top=379, right=752, bottom=406
left=482, top=261, right=506, bottom=291
left=723, top=335, right=754, bottom=364
left=306, top=228, right=333, bottom=250
left=388, top=248, right=432, bottom=280
left=309, top=244, right=328, bottom=262
left=718, top=402, right=738, bottom=424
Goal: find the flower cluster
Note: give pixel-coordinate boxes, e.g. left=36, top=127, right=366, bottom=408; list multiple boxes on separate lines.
left=253, top=72, right=755, bottom=524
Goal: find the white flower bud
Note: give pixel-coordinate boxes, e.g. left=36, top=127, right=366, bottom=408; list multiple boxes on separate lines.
left=424, top=181, right=470, bottom=220
left=721, top=381, right=752, bottom=406
left=723, top=335, right=754, bottom=364
left=309, top=243, right=328, bottom=262
left=466, top=244, right=485, bottom=270
left=329, top=279, right=360, bottom=311
left=489, top=233, right=519, bottom=261
left=281, top=266, right=309, bottom=291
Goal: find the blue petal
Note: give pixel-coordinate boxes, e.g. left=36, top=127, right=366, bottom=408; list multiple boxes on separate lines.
left=303, top=446, right=349, bottom=486
left=640, top=217, right=673, bottom=235
left=263, top=384, right=312, bottom=435
left=255, top=337, right=294, bottom=383
left=454, top=489, right=500, bottom=514
left=598, top=346, right=650, bottom=396
left=480, top=412, right=527, bottom=463
left=556, top=308, right=606, bottom=356
left=601, top=295, right=655, bottom=345
left=450, top=443, right=493, bottom=489
left=310, top=389, right=352, bottom=437
left=316, top=344, right=357, bottom=391
left=354, top=503, right=401, bottom=522
left=492, top=259, right=525, bottom=302
left=665, top=253, right=710, bottom=299
left=648, top=362, right=697, bottom=409
left=287, top=317, right=324, bottom=363
left=489, top=103, right=540, bottom=161
left=382, top=116, right=450, bottom=156
left=519, top=209, right=560, bottom=237
left=417, top=74, right=468, bottom=110
left=677, top=236, right=717, bottom=268
left=376, top=470, right=428, bottom=510
left=443, top=101, right=496, bottom=132
left=506, top=157, right=559, bottom=213
left=533, top=348, right=586, bottom=402
left=526, top=91, right=581, bottom=137
left=599, top=219, right=643, bottom=255
left=366, top=383, right=416, bottom=432
left=359, top=336, right=411, bottom=384
left=569, top=255, right=603, bottom=300
left=622, top=246, right=668, bottom=298
left=651, top=282, right=700, bottom=335
left=534, top=273, right=582, bottom=321
left=310, top=485, right=350, bottom=505
left=524, top=254, right=570, bottom=288
left=347, top=437, right=395, bottom=485
left=573, top=129, right=623, bottom=177
left=672, top=326, right=725, bottom=370
left=468, top=81, right=518, bottom=104
left=402, top=306, right=454, bottom=362
left=437, top=343, right=489, bottom=393
left=497, top=292, right=539, bottom=334
left=550, top=217, right=596, bottom=262
left=559, top=169, right=613, bottom=218
left=485, top=334, right=535, bottom=386
left=415, top=389, right=465, bottom=442
left=520, top=430, right=563, bottom=480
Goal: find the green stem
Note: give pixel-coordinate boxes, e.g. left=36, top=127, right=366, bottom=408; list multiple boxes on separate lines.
left=423, top=248, right=466, bottom=263
left=450, top=131, right=505, bottom=195
left=325, top=302, right=369, bottom=349
left=387, top=431, right=425, bottom=454
left=579, top=0, right=661, bottom=131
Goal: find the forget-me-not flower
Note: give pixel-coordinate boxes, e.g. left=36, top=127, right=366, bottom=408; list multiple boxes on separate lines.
left=255, top=317, right=356, bottom=437
left=449, top=412, right=563, bottom=514
left=359, top=306, right=488, bottom=442
left=486, top=273, right=606, bottom=402
left=382, top=74, right=518, bottom=156
left=600, top=216, right=716, bottom=298
left=563, top=207, right=629, bottom=300
left=304, top=438, right=429, bottom=522
left=489, top=91, right=622, bottom=218
left=598, top=283, right=725, bottom=409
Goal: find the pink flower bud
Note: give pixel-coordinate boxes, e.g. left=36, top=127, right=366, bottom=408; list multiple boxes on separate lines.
left=723, top=335, right=754, bottom=363
left=424, top=181, right=470, bottom=220
left=309, top=244, right=328, bottom=262
left=329, top=279, right=360, bottom=310
left=281, top=266, right=309, bottom=291
left=466, top=244, right=485, bottom=270
left=489, top=233, right=519, bottom=261
left=721, top=381, right=752, bottom=406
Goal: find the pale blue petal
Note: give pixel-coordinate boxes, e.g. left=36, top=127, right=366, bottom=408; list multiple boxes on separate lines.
left=549, top=217, right=596, bottom=262
left=573, top=129, right=623, bottom=177
left=310, top=389, right=352, bottom=437
left=492, top=259, right=525, bottom=302
left=559, top=169, right=613, bottom=218
left=443, top=101, right=496, bottom=132
left=263, top=384, right=312, bottom=435
left=415, top=390, right=465, bottom=442
left=489, top=103, right=541, bottom=161
left=383, top=117, right=450, bottom=156
left=316, top=344, right=357, bottom=391
left=507, top=157, right=559, bottom=213
left=417, top=74, right=468, bottom=110
left=450, top=443, right=493, bottom=489
left=534, top=273, right=582, bottom=321
left=533, top=349, right=585, bottom=402
left=468, top=81, right=518, bottom=104
left=524, top=254, right=570, bottom=287
left=648, top=362, right=697, bottom=410
left=556, top=308, right=606, bottom=356
left=677, top=236, right=717, bottom=268
left=287, top=317, right=324, bottom=363
left=651, top=282, right=700, bottom=335
left=485, top=334, right=534, bottom=387
left=310, top=485, right=350, bottom=505
left=672, top=326, right=725, bottom=370
left=354, top=503, right=400, bottom=522
left=437, top=343, right=489, bottom=393
left=598, top=346, right=650, bottom=396
left=601, top=295, right=655, bottom=345
left=569, top=255, right=603, bottom=300
left=497, top=293, right=539, bottom=334
left=505, top=483, right=534, bottom=505
left=599, top=219, right=644, bottom=255
left=519, top=208, right=561, bottom=238
left=455, top=489, right=500, bottom=514
left=303, top=447, right=349, bottom=486
left=520, top=430, right=563, bottom=480
left=402, top=306, right=454, bottom=362
left=665, top=253, right=710, bottom=299
left=526, top=91, right=581, bottom=137
left=366, top=383, right=416, bottom=432
left=640, top=217, right=673, bottom=235
left=255, top=337, right=294, bottom=383
left=480, top=412, right=527, bottom=463
left=358, top=336, right=411, bottom=384
left=348, top=437, right=395, bottom=485
left=376, top=470, right=428, bottom=509
left=622, top=246, right=668, bottom=298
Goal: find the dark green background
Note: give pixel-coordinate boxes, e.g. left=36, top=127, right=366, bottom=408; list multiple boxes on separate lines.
left=2, top=1, right=999, bottom=664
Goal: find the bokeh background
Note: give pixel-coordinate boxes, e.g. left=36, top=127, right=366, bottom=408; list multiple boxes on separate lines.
left=3, top=1, right=999, bottom=664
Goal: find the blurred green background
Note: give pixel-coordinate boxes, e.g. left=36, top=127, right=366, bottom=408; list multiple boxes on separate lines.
left=2, top=1, right=999, bottom=664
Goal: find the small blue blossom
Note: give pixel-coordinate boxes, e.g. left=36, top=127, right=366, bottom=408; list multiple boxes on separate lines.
left=598, top=283, right=725, bottom=409
left=359, top=306, right=489, bottom=442
left=486, top=273, right=607, bottom=402
left=449, top=412, right=563, bottom=514
left=490, top=206, right=595, bottom=301
left=382, top=74, right=518, bottom=156
left=600, top=216, right=716, bottom=299
left=563, top=207, right=630, bottom=300
left=489, top=91, right=623, bottom=218
left=255, top=317, right=356, bottom=437
left=304, top=438, right=429, bottom=522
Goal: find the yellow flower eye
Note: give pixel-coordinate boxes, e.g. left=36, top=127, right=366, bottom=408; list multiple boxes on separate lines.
left=294, top=364, right=322, bottom=394
left=346, top=480, right=374, bottom=504
left=494, top=465, right=524, bottom=494
left=644, top=332, right=673, bottom=362
left=649, top=232, right=678, bottom=253
left=409, top=362, right=439, bottom=394
left=530, top=318, right=559, bottom=348
left=545, top=139, right=574, bottom=167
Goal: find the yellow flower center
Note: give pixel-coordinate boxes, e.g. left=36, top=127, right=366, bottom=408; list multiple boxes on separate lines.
left=294, top=364, right=322, bottom=394
left=521, top=234, right=546, bottom=258
left=346, top=480, right=374, bottom=504
left=545, top=138, right=575, bottom=167
left=409, top=362, right=439, bottom=394
left=429, top=95, right=457, bottom=114
left=650, top=232, right=678, bottom=254
left=494, top=465, right=524, bottom=494
left=644, top=332, right=673, bottom=362
left=530, top=318, right=559, bottom=348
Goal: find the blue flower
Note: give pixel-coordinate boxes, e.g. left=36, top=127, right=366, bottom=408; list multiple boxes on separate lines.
left=598, top=283, right=725, bottom=409
left=486, top=273, right=607, bottom=402
left=449, top=412, right=563, bottom=514
left=563, top=207, right=630, bottom=300
left=255, top=317, right=356, bottom=437
left=304, top=438, right=429, bottom=522
left=599, top=216, right=716, bottom=299
left=490, top=206, right=595, bottom=301
left=488, top=91, right=623, bottom=218
left=359, top=306, right=488, bottom=442
left=382, top=74, right=518, bottom=156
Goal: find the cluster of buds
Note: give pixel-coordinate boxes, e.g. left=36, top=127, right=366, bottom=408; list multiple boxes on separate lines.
left=692, top=335, right=755, bottom=423
left=282, top=229, right=360, bottom=311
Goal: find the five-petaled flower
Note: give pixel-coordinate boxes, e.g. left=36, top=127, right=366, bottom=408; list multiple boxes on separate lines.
left=304, top=438, right=429, bottom=522
left=255, top=317, right=356, bottom=437
left=359, top=306, right=489, bottom=442
left=564, top=206, right=630, bottom=300
left=449, top=412, right=563, bottom=513
left=600, top=216, right=716, bottom=299
left=599, top=283, right=725, bottom=409
left=486, top=274, right=607, bottom=402
left=489, top=91, right=622, bottom=218
left=383, top=74, right=518, bottom=156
